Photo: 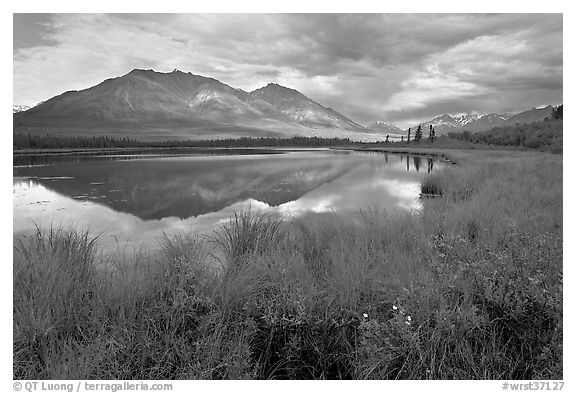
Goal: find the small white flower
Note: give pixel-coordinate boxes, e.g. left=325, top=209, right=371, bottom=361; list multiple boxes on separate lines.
left=363, top=313, right=368, bottom=318
left=392, top=305, right=398, bottom=310
left=407, top=316, right=412, bottom=321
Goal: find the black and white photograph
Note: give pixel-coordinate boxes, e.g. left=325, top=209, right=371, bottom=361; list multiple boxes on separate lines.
left=10, top=6, right=566, bottom=386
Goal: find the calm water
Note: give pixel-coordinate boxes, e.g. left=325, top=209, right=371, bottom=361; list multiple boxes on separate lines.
left=13, top=149, right=448, bottom=251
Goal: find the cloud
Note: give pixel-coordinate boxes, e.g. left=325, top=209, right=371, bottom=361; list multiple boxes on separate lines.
left=380, top=21, right=563, bottom=125
left=13, top=13, right=562, bottom=128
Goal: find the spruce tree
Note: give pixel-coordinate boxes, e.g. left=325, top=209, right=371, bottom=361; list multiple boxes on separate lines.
left=429, top=124, right=435, bottom=143
left=414, top=125, right=423, bottom=142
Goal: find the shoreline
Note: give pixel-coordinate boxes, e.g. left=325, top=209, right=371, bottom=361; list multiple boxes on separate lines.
left=342, top=146, right=457, bottom=164
left=12, top=146, right=294, bottom=156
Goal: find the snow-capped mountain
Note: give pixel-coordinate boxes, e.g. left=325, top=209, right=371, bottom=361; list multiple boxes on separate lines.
left=408, top=112, right=515, bottom=135
left=455, top=113, right=480, bottom=126
left=364, top=121, right=404, bottom=135
left=13, top=105, right=31, bottom=113
left=465, top=113, right=514, bottom=132
left=407, top=114, right=462, bottom=135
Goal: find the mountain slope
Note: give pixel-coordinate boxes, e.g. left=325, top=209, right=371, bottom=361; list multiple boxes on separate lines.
left=506, top=105, right=554, bottom=126
left=463, top=113, right=513, bottom=132
left=249, top=83, right=364, bottom=130
left=420, top=114, right=461, bottom=135
left=364, top=121, right=404, bottom=135
left=14, top=69, right=262, bottom=128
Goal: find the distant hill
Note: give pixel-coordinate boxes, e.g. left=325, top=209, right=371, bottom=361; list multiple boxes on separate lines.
left=13, top=69, right=372, bottom=140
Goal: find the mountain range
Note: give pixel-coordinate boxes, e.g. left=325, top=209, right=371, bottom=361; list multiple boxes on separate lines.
left=13, top=69, right=371, bottom=140
left=404, top=106, right=555, bottom=136
left=13, top=68, right=558, bottom=141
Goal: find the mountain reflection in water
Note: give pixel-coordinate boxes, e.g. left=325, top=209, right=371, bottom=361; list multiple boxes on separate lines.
left=13, top=150, right=447, bottom=251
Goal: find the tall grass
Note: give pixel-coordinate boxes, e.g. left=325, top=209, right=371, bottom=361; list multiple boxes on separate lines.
left=212, top=210, right=283, bottom=266
left=13, top=227, right=99, bottom=378
left=13, top=150, right=562, bottom=379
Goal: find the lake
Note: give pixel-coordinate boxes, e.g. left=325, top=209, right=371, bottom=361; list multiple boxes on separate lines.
left=13, top=149, right=449, bottom=251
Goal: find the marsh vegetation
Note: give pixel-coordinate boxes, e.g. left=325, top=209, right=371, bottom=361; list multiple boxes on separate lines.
left=13, top=150, right=562, bottom=379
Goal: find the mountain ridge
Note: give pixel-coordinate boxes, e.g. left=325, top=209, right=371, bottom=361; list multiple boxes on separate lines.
left=402, top=106, right=554, bottom=136
left=14, top=68, right=559, bottom=141
left=14, top=68, right=366, bottom=139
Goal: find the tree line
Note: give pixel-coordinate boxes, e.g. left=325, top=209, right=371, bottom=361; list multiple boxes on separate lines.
left=13, top=132, right=361, bottom=150
left=382, top=123, right=435, bottom=145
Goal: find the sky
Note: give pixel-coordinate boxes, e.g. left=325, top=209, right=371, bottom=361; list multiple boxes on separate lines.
left=13, top=13, right=563, bottom=128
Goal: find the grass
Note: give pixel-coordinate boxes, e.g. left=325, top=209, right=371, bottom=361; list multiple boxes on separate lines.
left=13, top=149, right=562, bottom=380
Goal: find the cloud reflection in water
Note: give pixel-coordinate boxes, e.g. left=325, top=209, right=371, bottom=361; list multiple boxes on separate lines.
left=13, top=151, right=445, bottom=251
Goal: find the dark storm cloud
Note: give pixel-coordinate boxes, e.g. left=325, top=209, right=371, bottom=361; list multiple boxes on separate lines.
left=13, top=13, right=563, bottom=127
